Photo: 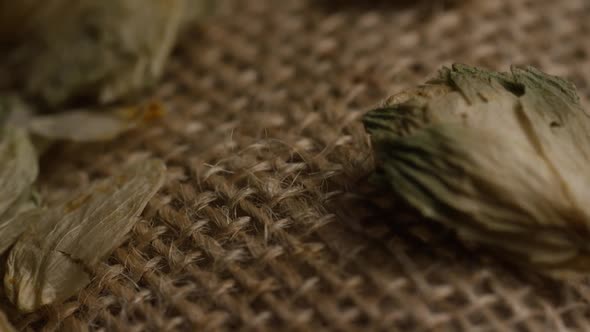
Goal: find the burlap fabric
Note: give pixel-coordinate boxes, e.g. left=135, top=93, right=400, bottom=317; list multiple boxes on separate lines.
left=4, top=0, right=590, bottom=330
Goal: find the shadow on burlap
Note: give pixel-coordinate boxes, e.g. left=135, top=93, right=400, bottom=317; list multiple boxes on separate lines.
left=3, top=0, right=590, bottom=330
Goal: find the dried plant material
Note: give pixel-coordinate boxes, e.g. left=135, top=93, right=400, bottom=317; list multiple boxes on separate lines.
left=0, top=127, right=38, bottom=218
left=9, top=0, right=210, bottom=107
left=0, top=95, right=35, bottom=128
left=5, top=158, right=166, bottom=312
left=363, top=64, right=590, bottom=279
left=27, top=100, right=166, bottom=142
left=0, top=190, right=39, bottom=255
left=0, top=308, right=16, bottom=332
left=0, top=126, right=38, bottom=260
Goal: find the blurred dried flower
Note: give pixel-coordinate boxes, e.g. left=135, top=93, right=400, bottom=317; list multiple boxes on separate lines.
left=363, top=64, right=590, bottom=278
left=2, top=0, right=213, bottom=107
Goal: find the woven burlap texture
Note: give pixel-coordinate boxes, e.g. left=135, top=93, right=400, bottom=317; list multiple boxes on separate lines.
left=4, top=0, right=590, bottom=331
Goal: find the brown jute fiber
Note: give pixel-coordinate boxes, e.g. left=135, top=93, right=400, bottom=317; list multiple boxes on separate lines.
left=4, top=0, right=590, bottom=331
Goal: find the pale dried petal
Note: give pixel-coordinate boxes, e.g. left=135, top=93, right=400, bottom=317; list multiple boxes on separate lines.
left=5, top=158, right=166, bottom=312
left=28, top=110, right=131, bottom=142
left=26, top=100, right=165, bottom=142
left=0, top=189, right=39, bottom=255
left=0, top=127, right=38, bottom=217
left=0, top=103, right=40, bottom=256
left=363, top=64, right=590, bottom=278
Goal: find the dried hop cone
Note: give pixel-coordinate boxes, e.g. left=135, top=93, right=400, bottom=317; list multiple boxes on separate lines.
left=1, top=0, right=214, bottom=107
left=363, top=64, right=590, bottom=279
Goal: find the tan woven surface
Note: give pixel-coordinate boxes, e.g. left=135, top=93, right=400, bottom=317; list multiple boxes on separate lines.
left=4, top=0, right=590, bottom=330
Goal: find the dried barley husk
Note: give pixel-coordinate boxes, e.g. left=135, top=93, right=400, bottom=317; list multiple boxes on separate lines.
left=0, top=127, right=37, bottom=218
left=363, top=64, right=590, bottom=279
left=5, top=158, right=166, bottom=312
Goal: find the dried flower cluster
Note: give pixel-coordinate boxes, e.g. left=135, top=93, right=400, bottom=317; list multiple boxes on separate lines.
left=0, top=0, right=214, bottom=325
left=364, top=64, right=590, bottom=279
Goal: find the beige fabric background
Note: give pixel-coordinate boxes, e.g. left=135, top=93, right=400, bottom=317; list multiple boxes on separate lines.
left=3, top=0, right=590, bottom=330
